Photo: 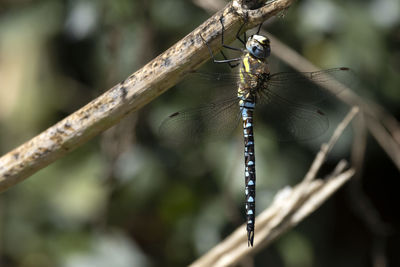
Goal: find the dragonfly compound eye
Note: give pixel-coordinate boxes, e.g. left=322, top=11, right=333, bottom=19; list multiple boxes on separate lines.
left=249, top=43, right=266, bottom=59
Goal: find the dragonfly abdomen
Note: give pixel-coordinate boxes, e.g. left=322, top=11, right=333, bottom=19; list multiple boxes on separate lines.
left=240, top=99, right=256, bottom=247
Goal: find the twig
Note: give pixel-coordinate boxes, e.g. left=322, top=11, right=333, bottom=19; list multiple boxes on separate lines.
left=0, top=0, right=297, bottom=192
left=351, top=112, right=367, bottom=180
left=190, top=108, right=357, bottom=267
left=365, top=115, right=400, bottom=170
left=304, top=106, right=359, bottom=182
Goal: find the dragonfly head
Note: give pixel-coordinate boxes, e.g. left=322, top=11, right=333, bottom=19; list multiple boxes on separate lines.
left=246, top=34, right=271, bottom=60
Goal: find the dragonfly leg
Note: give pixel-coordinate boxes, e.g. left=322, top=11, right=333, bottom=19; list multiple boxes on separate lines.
left=220, top=51, right=240, bottom=68
left=219, top=17, right=244, bottom=52
left=241, top=28, right=247, bottom=45
left=200, top=34, right=241, bottom=67
left=220, top=14, right=249, bottom=46
left=235, top=19, right=247, bottom=45
left=256, top=22, right=264, bottom=34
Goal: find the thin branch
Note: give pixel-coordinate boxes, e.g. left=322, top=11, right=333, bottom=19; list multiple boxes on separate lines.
left=351, top=112, right=367, bottom=180
left=365, top=115, right=400, bottom=170
left=0, top=0, right=296, bottom=192
left=190, top=107, right=358, bottom=267
left=304, top=106, right=359, bottom=182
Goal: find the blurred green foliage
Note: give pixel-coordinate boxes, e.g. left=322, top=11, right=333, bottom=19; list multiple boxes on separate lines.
left=0, top=0, right=399, bottom=266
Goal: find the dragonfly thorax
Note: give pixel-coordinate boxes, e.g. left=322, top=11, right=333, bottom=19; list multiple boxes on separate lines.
left=246, top=34, right=271, bottom=60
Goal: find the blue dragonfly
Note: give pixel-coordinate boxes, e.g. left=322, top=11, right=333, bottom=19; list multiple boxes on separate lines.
left=160, top=20, right=350, bottom=246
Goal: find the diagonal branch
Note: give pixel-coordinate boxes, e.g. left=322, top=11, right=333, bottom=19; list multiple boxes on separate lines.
left=0, top=0, right=297, bottom=192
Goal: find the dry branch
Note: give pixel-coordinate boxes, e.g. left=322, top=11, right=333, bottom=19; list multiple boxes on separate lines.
left=0, top=0, right=296, bottom=192
left=190, top=107, right=358, bottom=267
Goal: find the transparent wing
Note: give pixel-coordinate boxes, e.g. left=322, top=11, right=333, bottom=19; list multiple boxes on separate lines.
left=265, top=67, right=352, bottom=104
left=159, top=67, right=351, bottom=143
left=256, top=89, right=329, bottom=141
left=189, top=67, right=352, bottom=104
left=159, top=96, right=241, bottom=145
left=252, top=68, right=351, bottom=140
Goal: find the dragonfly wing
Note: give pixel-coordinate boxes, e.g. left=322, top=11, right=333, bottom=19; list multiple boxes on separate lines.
left=256, top=89, right=329, bottom=141
left=265, top=67, right=352, bottom=104
left=188, top=72, right=239, bottom=86
left=180, top=72, right=240, bottom=101
left=188, top=68, right=352, bottom=104
left=160, top=68, right=351, bottom=143
left=159, top=96, right=241, bottom=145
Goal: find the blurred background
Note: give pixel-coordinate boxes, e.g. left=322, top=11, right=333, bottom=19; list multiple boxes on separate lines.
left=0, top=0, right=399, bottom=266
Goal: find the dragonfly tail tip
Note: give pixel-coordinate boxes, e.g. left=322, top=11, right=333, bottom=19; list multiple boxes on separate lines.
left=248, top=230, right=254, bottom=247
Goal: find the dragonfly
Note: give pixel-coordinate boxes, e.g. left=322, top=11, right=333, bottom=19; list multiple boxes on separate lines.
left=160, top=19, right=350, bottom=247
